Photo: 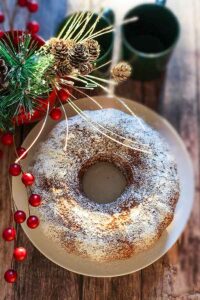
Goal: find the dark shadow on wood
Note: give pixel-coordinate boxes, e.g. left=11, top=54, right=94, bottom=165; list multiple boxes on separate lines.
left=115, top=72, right=166, bottom=112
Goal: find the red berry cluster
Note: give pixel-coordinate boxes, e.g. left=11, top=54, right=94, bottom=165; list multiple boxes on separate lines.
left=0, top=91, right=70, bottom=284
left=2, top=141, right=41, bottom=283
left=18, top=0, right=39, bottom=13
left=0, top=0, right=40, bottom=35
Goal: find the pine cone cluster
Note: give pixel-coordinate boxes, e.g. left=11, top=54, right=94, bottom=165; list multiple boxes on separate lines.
left=111, top=62, right=132, bottom=83
left=45, top=37, right=101, bottom=78
left=0, top=58, right=9, bottom=91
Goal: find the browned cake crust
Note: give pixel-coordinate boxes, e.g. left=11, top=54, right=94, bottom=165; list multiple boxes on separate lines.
left=29, top=109, right=180, bottom=262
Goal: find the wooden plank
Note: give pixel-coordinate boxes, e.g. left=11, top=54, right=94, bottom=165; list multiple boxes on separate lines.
left=9, top=124, right=81, bottom=300
left=82, top=274, right=142, bottom=300
left=0, top=145, right=15, bottom=300
left=0, top=1, right=83, bottom=298
left=116, top=79, right=143, bottom=103
left=140, top=0, right=200, bottom=299
left=0, top=0, right=200, bottom=299
left=13, top=229, right=81, bottom=300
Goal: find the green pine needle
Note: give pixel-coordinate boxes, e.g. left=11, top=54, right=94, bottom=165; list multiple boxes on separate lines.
left=0, top=33, right=55, bottom=130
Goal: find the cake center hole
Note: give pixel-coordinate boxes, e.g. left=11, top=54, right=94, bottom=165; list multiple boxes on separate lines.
left=82, top=162, right=127, bottom=204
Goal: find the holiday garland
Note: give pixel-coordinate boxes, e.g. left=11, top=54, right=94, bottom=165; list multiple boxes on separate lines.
left=0, top=9, right=138, bottom=284
left=0, top=33, right=54, bottom=130
left=0, top=28, right=131, bottom=130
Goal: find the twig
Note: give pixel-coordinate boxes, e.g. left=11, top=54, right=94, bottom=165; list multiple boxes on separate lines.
left=1, top=0, right=12, bottom=29
left=10, top=1, right=19, bottom=31
left=27, top=11, right=31, bottom=25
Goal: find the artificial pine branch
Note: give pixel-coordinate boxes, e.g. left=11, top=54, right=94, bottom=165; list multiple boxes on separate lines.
left=0, top=33, right=55, bottom=130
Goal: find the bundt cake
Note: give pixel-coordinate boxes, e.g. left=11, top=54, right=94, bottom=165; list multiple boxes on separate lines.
left=29, top=108, right=179, bottom=262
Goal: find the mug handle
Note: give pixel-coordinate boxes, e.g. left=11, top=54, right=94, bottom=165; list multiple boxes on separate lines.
left=102, top=8, right=115, bottom=24
left=155, top=0, right=166, bottom=5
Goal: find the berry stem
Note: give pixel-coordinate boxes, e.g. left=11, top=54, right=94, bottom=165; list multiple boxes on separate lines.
left=7, top=149, right=15, bottom=220
left=13, top=138, right=31, bottom=216
left=27, top=11, right=31, bottom=24
left=10, top=1, right=19, bottom=30
left=7, top=174, right=16, bottom=227
left=0, top=23, right=5, bottom=31
left=1, top=0, right=12, bottom=29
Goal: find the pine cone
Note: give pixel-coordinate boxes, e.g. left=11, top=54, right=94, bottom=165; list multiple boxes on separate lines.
left=65, top=39, right=76, bottom=49
left=0, top=58, right=9, bottom=91
left=111, top=62, right=132, bottom=83
left=56, top=59, right=73, bottom=77
left=68, top=43, right=89, bottom=69
left=83, top=39, right=100, bottom=62
left=79, top=62, right=93, bottom=76
left=45, top=38, right=75, bottom=61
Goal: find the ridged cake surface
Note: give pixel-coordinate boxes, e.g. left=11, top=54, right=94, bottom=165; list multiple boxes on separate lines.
left=29, top=108, right=179, bottom=261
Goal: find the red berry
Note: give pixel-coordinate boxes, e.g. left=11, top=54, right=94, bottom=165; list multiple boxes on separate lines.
left=50, top=107, right=62, bottom=121
left=21, top=173, right=35, bottom=186
left=2, top=227, right=16, bottom=241
left=0, top=31, right=4, bottom=38
left=29, top=194, right=41, bottom=207
left=0, top=12, right=5, bottom=23
left=13, top=247, right=27, bottom=261
left=14, top=210, right=26, bottom=224
left=1, top=133, right=14, bottom=146
left=58, top=89, right=70, bottom=103
left=17, top=147, right=27, bottom=159
left=4, top=269, right=17, bottom=283
left=9, top=163, right=21, bottom=176
left=27, top=0, right=39, bottom=12
left=17, top=0, right=28, bottom=6
left=27, top=21, right=40, bottom=34
left=27, top=215, right=39, bottom=229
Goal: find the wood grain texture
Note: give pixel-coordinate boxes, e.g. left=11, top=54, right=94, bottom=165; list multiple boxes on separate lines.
left=0, top=0, right=200, bottom=299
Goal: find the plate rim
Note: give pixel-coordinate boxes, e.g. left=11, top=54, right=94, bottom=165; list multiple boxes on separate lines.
left=12, top=96, right=195, bottom=277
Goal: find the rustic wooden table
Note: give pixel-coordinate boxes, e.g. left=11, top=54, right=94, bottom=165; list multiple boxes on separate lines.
left=0, top=0, right=200, bottom=299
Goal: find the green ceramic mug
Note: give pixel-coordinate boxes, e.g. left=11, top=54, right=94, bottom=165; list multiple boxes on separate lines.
left=122, top=0, right=180, bottom=80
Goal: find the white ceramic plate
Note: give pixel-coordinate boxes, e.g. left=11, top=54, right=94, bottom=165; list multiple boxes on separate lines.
left=12, top=96, right=194, bottom=277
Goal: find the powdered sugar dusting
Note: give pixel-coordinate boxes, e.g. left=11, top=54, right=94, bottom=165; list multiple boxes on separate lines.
left=29, top=109, right=179, bottom=262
